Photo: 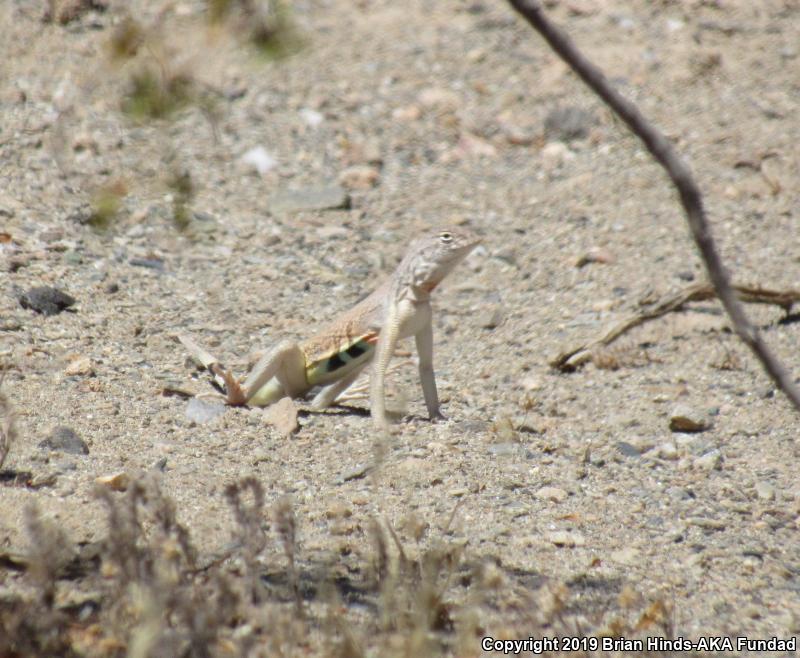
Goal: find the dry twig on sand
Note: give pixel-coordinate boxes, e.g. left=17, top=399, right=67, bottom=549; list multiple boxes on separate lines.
left=552, top=283, right=800, bottom=371
left=506, top=0, right=800, bottom=410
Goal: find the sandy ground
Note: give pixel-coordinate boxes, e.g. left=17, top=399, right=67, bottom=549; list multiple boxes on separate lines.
left=1, top=0, right=799, bottom=654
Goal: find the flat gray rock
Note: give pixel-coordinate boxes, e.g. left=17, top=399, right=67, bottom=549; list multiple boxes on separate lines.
left=185, top=398, right=226, bottom=424
left=18, top=286, right=76, bottom=316
left=544, top=105, right=595, bottom=141
left=268, top=185, right=350, bottom=214
left=39, top=426, right=89, bottom=455
left=615, top=441, right=641, bottom=457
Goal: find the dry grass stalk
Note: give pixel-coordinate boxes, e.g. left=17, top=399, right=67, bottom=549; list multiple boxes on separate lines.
left=274, top=495, right=303, bottom=615
left=0, top=370, right=17, bottom=470
left=224, top=476, right=267, bottom=604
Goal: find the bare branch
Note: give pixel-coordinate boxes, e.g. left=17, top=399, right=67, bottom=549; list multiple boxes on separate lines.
left=553, top=283, right=800, bottom=372
left=507, top=0, right=800, bottom=411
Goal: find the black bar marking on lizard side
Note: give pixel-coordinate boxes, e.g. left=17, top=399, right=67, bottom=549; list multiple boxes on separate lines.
left=327, top=353, right=347, bottom=372
left=346, top=343, right=367, bottom=359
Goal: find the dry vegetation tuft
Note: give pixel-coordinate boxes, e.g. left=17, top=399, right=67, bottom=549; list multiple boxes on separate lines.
left=0, top=473, right=683, bottom=656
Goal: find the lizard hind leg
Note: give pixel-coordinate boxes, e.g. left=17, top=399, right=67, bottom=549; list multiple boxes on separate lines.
left=243, top=341, right=308, bottom=406
left=177, top=333, right=247, bottom=405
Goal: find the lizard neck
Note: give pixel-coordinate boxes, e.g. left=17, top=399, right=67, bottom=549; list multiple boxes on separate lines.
left=396, top=282, right=432, bottom=304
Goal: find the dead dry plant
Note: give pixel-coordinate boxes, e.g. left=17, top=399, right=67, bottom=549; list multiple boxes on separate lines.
left=0, top=471, right=694, bottom=656
left=0, top=505, right=76, bottom=657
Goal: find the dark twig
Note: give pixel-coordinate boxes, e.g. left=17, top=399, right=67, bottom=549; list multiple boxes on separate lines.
left=507, top=0, right=800, bottom=411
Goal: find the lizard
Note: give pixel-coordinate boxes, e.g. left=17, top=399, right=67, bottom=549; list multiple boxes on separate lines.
left=179, top=227, right=481, bottom=428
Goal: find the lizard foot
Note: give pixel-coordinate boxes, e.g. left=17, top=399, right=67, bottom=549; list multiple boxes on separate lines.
left=211, top=364, right=247, bottom=406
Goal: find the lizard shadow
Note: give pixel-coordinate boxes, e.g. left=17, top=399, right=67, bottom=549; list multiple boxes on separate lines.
left=300, top=405, right=422, bottom=424
left=298, top=404, right=371, bottom=419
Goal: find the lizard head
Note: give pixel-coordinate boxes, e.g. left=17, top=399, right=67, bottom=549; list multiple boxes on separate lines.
left=406, top=227, right=482, bottom=291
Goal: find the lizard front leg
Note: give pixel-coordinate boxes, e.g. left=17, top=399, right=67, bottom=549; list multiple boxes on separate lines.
left=370, top=305, right=401, bottom=428
left=310, top=364, right=366, bottom=409
left=243, top=341, right=308, bottom=406
left=415, top=320, right=445, bottom=421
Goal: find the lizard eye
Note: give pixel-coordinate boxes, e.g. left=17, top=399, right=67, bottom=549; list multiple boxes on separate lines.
left=439, top=231, right=453, bottom=243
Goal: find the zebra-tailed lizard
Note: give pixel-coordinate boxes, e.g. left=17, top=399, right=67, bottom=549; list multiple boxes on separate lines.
left=179, top=228, right=480, bottom=428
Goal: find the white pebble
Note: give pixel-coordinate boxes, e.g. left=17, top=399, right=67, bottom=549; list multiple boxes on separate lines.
left=241, top=146, right=277, bottom=175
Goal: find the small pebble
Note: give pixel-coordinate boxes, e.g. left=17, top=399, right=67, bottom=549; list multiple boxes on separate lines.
left=18, top=286, right=76, bottom=316
left=674, top=434, right=713, bottom=457
left=627, top=437, right=656, bottom=454
left=95, top=471, right=130, bottom=491
left=502, top=123, right=535, bottom=146
left=665, top=18, right=685, bottom=32
left=669, top=404, right=712, bottom=432
left=129, top=257, right=165, bottom=270
left=575, top=247, right=614, bottom=268
left=241, top=146, right=277, bottom=175
left=339, top=165, right=380, bottom=190
left=610, top=547, right=639, bottom=565
left=535, top=486, right=568, bottom=503
left=754, top=481, right=775, bottom=502
left=392, top=105, right=422, bottom=121
left=544, top=106, right=595, bottom=141
left=418, top=87, right=460, bottom=112
left=65, top=356, right=94, bottom=377
left=479, top=306, right=504, bottom=330
left=336, top=464, right=371, bottom=484
left=150, top=457, right=168, bottom=472
left=693, top=449, right=723, bottom=471
left=665, top=486, right=691, bottom=502
left=454, top=132, right=497, bottom=159
left=45, top=0, right=108, bottom=24
left=316, top=225, right=350, bottom=240
left=657, top=442, right=679, bottom=460
left=520, top=376, right=542, bottom=391
left=325, top=501, right=352, bottom=519
left=55, top=459, right=78, bottom=472
left=263, top=397, right=299, bottom=436
left=540, top=141, right=572, bottom=169
left=546, top=530, right=586, bottom=547
left=756, top=385, right=775, bottom=399
left=486, top=442, right=519, bottom=457
left=299, top=107, right=324, bottom=127
left=615, top=441, right=641, bottom=458
left=190, top=211, right=219, bottom=234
